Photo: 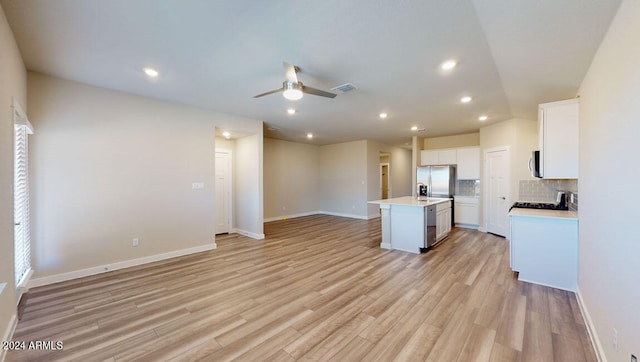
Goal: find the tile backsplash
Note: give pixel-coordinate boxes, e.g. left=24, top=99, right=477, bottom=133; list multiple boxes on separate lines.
left=518, top=179, right=578, bottom=210
left=456, top=179, right=480, bottom=197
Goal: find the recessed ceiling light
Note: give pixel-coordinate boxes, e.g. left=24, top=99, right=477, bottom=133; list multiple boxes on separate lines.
left=222, top=131, right=231, bottom=139
left=441, top=60, right=457, bottom=70
left=143, top=67, right=159, bottom=77
left=410, top=126, right=418, bottom=131
left=287, top=108, right=296, bottom=115
left=478, top=115, right=488, bottom=121
left=379, top=113, right=388, bottom=119
left=461, top=96, right=472, bottom=103
left=306, top=133, right=313, bottom=139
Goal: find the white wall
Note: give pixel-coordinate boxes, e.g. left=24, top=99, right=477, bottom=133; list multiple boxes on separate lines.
left=424, top=132, right=480, bottom=149
left=27, top=72, right=263, bottom=281
left=319, top=140, right=368, bottom=218
left=263, top=138, right=411, bottom=221
left=366, top=140, right=412, bottom=218
left=263, top=138, right=319, bottom=221
left=479, top=118, right=538, bottom=227
left=577, top=0, right=640, bottom=359
left=234, top=133, right=264, bottom=238
left=0, top=2, right=27, bottom=346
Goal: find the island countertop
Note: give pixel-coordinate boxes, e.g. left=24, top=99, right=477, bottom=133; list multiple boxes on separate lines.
left=369, top=196, right=452, bottom=207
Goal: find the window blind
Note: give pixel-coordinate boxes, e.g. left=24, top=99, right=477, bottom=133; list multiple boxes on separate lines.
left=13, top=100, right=33, bottom=288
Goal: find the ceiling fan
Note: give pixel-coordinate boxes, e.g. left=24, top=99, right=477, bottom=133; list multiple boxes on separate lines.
left=253, top=62, right=337, bottom=100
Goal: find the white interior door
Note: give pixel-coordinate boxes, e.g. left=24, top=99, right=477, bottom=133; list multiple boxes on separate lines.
left=215, top=150, right=232, bottom=234
left=485, top=148, right=510, bottom=237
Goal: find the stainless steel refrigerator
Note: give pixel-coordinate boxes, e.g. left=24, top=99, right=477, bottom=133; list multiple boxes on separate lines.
left=417, top=165, right=456, bottom=227
left=416, top=165, right=456, bottom=197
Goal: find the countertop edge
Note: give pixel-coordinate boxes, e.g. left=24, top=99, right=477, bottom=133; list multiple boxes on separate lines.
left=509, top=208, right=578, bottom=220
left=369, top=196, right=452, bottom=207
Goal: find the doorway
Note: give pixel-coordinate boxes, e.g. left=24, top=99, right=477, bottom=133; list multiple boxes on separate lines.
left=380, top=164, right=390, bottom=199
left=380, top=152, right=391, bottom=199
left=484, top=147, right=510, bottom=237
left=215, top=149, right=232, bottom=234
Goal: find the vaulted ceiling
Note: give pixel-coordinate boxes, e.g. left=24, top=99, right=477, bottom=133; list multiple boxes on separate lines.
left=1, top=0, right=621, bottom=147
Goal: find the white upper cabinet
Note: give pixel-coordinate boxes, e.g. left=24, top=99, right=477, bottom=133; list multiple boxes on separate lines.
left=420, top=149, right=457, bottom=165
left=456, top=147, right=480, bottom=180
left=421, top=147, right=480, bottom=180
left=538, top=99, right=579, bottom=179
left=438, top=149, right=457, bottom=165
left=421, top=150, right=439, bottom=165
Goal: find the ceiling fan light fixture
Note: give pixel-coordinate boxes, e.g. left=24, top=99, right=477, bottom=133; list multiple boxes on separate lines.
left=143, top=67, right=159, bottom=77
left=283, top=81, right=303, bottom=100
left=441, top=60, right=457, bottom=70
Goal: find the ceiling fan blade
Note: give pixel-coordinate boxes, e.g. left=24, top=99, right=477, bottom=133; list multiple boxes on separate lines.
left=302, top=85, right=337, bottom=98
left=283, top=62, right=299, bottom=84
left=253, top=88, right=283, bottom=98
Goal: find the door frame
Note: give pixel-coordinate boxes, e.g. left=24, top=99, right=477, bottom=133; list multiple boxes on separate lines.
left=215, top=148, right=233, bottom=235
left=380, top=162, right=391, bottom=199
left=482, top=146, right=511, bottom=235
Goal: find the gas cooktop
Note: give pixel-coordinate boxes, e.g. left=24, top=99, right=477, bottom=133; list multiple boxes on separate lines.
left=510, top=201, right=568, bottom=211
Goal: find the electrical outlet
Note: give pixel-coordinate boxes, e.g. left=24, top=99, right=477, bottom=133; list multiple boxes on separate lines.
left=613, top=328, right=619, bottom=351
left=132, top=238, right=139, bottom=247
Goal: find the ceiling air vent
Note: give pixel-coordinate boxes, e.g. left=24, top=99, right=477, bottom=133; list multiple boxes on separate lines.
left=331, top=83, right=357, bottom=94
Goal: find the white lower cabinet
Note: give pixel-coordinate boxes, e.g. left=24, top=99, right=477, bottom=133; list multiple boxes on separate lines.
left=435, top=201, right=451, bottom=242
left=454, top=196, right=479, bottom=228
left=509, top=213, right=577, bottom=291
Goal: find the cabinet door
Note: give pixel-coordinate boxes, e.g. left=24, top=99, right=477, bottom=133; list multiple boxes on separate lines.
left=539, top=100, right=579, bottom=179
left=438, top=149, right=457, bottom=165
left=454, top=202, right=479, bottom=225
left=456, top=147, right=480, bottom=179
left=444, top=208, right=452, bottom=233
left=421, top=150, right=438, bottom=165
left=435, top=210, right=445, bottom=240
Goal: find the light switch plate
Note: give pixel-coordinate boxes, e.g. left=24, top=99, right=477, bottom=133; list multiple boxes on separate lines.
left=192, top=182, right=205, bottom=190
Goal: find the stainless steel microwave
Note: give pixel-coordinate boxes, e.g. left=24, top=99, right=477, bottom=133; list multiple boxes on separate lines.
left=529, top=150, right=542, bottom=178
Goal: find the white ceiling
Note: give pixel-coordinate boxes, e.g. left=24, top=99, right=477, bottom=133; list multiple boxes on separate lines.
left=1, top=0, right=621, bottom=148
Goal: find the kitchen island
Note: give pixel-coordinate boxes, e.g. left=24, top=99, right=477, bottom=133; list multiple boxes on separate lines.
left=369, top=196, right=452, bottom=253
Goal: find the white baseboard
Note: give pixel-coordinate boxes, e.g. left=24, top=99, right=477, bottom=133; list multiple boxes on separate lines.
left=576, top=286, right=607, bottom=362
left=28, top=243, right=217, bottom=288
left=232, top=228, right=265, bottom=240
left=1, top=313, right=18, bottom=361
left=318, top=211, right=369, bottom=220
left=455, top=223, right=479, bottom=230
left=380, top=242, right=391, bottom=250
left=263, top=211, right=318, bottom=223
left=478, top=226, right=487, bottom=232
left=264, top=211, right=371, bottom=222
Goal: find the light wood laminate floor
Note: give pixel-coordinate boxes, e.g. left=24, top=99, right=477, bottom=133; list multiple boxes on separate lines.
left=6, top=215, right=596, bottom=361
